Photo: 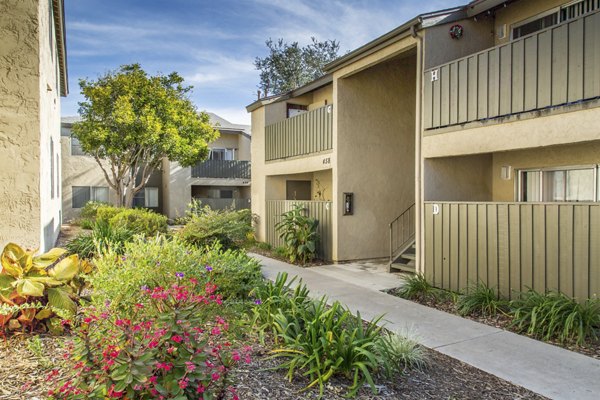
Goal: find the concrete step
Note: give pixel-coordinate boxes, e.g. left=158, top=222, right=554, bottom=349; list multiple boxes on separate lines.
left=390, top=261, right=416, bottom=273
left=402, top=253, right=416, bottom=261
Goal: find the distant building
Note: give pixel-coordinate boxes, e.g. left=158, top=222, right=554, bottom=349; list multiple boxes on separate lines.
left=0, top=0, right=68, bottom=251
left=60, top=113, right=251, bottom=221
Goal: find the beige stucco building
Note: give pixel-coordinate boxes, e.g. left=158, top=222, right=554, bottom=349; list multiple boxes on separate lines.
left=61, top=113, right=251, bottom=221
left=0, top=0, right=68, bottom=251
left=249, top=0, right=600, bottom=300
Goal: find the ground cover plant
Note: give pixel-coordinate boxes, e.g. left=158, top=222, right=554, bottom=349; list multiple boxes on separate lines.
left=251, top=272, right=427, bottom=398
left=456, top=282, right=508, bottom=317
left=509, top=290, right=600, bottom=346
left=392, top=275, right=600, bottom=353
left=50, top=278, right=250, bottom=399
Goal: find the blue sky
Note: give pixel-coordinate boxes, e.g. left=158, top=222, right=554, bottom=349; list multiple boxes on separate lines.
left=63, top=0, right=464, bottom=124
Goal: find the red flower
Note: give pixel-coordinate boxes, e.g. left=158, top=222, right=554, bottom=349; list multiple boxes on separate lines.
left=171, top=335, right=183, bottom=343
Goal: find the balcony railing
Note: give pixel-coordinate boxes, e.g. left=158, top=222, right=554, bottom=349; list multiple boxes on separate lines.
left=193, top=197, right=250, bottom=211
left=265, top=104, right=333, bottom=161
left=191, top=160, right=250, bottom=180
left=424, top=10, right=600, bottom=130
left=424, top=202, right=600, bottom=301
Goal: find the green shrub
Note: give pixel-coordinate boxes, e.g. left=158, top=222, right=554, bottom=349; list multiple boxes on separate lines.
left=271, top=298, right=385, bottom=397
left=375, top=331, right=427, bottom=376
left=275, top=204, right=319, bottom=264
left=250, top=272, right=311, bottom=342
left=66, top=220, right=134, bottom=259
left=456, top=282, right=508, bottom=317
left=256, top=242, right=272, bottom=251
left=52, top=279, right=250, bottom=399
left=80, top=201, right=110, bottom=220
left=108, top=208, right=168, bottom=236
left=90, top=236, right=261, bottom=317
left=509, top=290, right=600, bottom=345
left=397, top=274, right=449, bottom=302
left=96, top=205, right=122, bottom=224
left=178, top=207, right=254, bottom=249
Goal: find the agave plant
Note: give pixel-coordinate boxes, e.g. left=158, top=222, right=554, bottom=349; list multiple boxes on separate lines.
left=0, top=243, right=81, bottom=332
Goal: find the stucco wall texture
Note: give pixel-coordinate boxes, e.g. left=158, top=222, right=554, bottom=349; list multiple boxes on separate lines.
left=0, top=0, right=62, bottom=251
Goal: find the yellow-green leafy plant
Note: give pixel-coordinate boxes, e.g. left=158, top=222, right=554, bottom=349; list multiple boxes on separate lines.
left=0, top=243, right=82, bottom=333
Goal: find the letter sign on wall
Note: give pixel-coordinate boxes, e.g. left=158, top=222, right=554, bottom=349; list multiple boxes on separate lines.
left=432, top=204, right=440, bottom=215
left=431, top=69, right=439, bottom=82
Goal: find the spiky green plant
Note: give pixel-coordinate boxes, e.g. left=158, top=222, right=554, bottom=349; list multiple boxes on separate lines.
left=456, top=282, right=508, bottom=316
left=509, top=290, right=600, bottom=345
left=375, top=331, right=427, bottom=376
left=397, top=274, right=449, bottom=302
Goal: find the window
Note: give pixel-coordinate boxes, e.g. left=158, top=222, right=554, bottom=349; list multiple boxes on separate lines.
left=518, top=166, right=597, bottom=202
left=287, top=103, right=308, bottom=118
left=286, top=180, right=312, bottom=200
left=72, top=186, right=108, bottom=208
left=209, top=148, right=235, bottom=161
left=71, top=136, right=86, bottom=156
left=512, top=0, right=600, bottom=40
left=50, top=139, right=55, bottom=198
left=133, top=187, right=159, bottom=208
left=219, top=189, right=233, bottom=199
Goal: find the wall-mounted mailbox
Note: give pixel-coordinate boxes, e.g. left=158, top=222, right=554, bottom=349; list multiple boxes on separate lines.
left=343, top=192, right=353, bottom=215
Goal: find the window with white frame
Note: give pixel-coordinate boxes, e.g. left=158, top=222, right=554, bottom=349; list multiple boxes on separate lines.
left=518, top=166, right=598, bottom=202
left=72, top=186, right=109, bottom=208
left=512, top=0, right=600, bottom=40
left=133, top=187, right=159, bottom=208
left=209, top=148, right=235, bottom=161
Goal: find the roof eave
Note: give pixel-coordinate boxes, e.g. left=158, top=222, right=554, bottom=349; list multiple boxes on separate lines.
left=52, top=0, right=68, bottom=96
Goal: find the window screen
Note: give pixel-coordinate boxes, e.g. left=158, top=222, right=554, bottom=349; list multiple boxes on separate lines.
left=72, top=186, right=91, bottom=208
left=71, top=137, right=85, bottom=155
left=145, top=187, right=159, bottom=207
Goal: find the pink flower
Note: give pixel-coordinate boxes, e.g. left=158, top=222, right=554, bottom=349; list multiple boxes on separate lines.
left=232, top=351, right=241, bottom=362
left=185, top=361, right=196, bottom=372
left=178, top=378, right=189, bottom=389
left=197, top=384, right=206, bottom=394
left=148, top=340, right=159, bottom=349
left=211, top=373, right=221, bottom=381
left=211, top=327, right=221, bottom=336
left=171, top=335, right=183, bottom=343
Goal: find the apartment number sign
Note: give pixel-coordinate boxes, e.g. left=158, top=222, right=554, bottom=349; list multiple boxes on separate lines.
left=323, top=157, right=331, bottom=165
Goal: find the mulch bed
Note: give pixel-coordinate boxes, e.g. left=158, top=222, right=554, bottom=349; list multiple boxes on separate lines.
left=384, top=287, right=600, bottom=360
left=0, top=335, right=68, bottom=400
left=233, top=343, right=547, bottom=399
left=0, top=334, right=548, bottom=400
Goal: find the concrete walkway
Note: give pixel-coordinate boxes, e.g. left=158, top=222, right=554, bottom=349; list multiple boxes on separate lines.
left=250, top=253, right=600, bottom=400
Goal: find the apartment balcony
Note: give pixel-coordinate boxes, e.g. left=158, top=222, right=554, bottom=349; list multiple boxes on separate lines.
left=191, top=160, right=251, bottom=180
left=423, top=10, right=600, bottom=131
left=265, top=104, right=333, bottom=161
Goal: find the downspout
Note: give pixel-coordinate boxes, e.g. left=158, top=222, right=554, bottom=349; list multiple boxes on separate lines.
left=411, top=22, right=425, bottom=275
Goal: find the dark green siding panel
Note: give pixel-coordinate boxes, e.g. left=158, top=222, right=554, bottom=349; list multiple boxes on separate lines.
left=568, top=18, right=585, bottom=103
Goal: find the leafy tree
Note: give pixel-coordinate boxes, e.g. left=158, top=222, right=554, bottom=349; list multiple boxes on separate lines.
left=73, top=64, right=218, bottom=207
left=255, top=37, right=340, bottom=96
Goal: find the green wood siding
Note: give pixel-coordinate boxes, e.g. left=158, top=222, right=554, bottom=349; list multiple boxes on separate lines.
left=424, top=10, right=600, bottom=130
left=424, top=202, right=600, bottom=300
left=265, top=105, right=333, bottom=161
left=265, top=200, right=332, bottom=260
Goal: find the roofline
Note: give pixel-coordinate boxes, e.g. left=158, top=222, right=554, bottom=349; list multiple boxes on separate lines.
left=325, top=6, right=465, bottom=73
left=466, top=0, right=514, bottom=17
left=52, top=0, right=68, bottom=96
left=246, top=74, right=333, bottom=112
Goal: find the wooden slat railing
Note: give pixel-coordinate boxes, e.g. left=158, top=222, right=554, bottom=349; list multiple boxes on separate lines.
left=424, top=9, right=600, bottom=130
left=191, top=160, right=250, bottom=179
left=265, top=105, right=333, bottom=161
left=424, top=202, right=600, bottom=300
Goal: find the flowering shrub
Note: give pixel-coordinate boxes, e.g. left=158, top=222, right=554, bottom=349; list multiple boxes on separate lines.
left=50, top=279, right=250, bottom=399
left=90, top=237, right=261, bottom=317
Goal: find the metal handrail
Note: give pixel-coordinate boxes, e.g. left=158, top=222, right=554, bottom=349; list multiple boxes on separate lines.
left=389, top=203, right=415, bottom=263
